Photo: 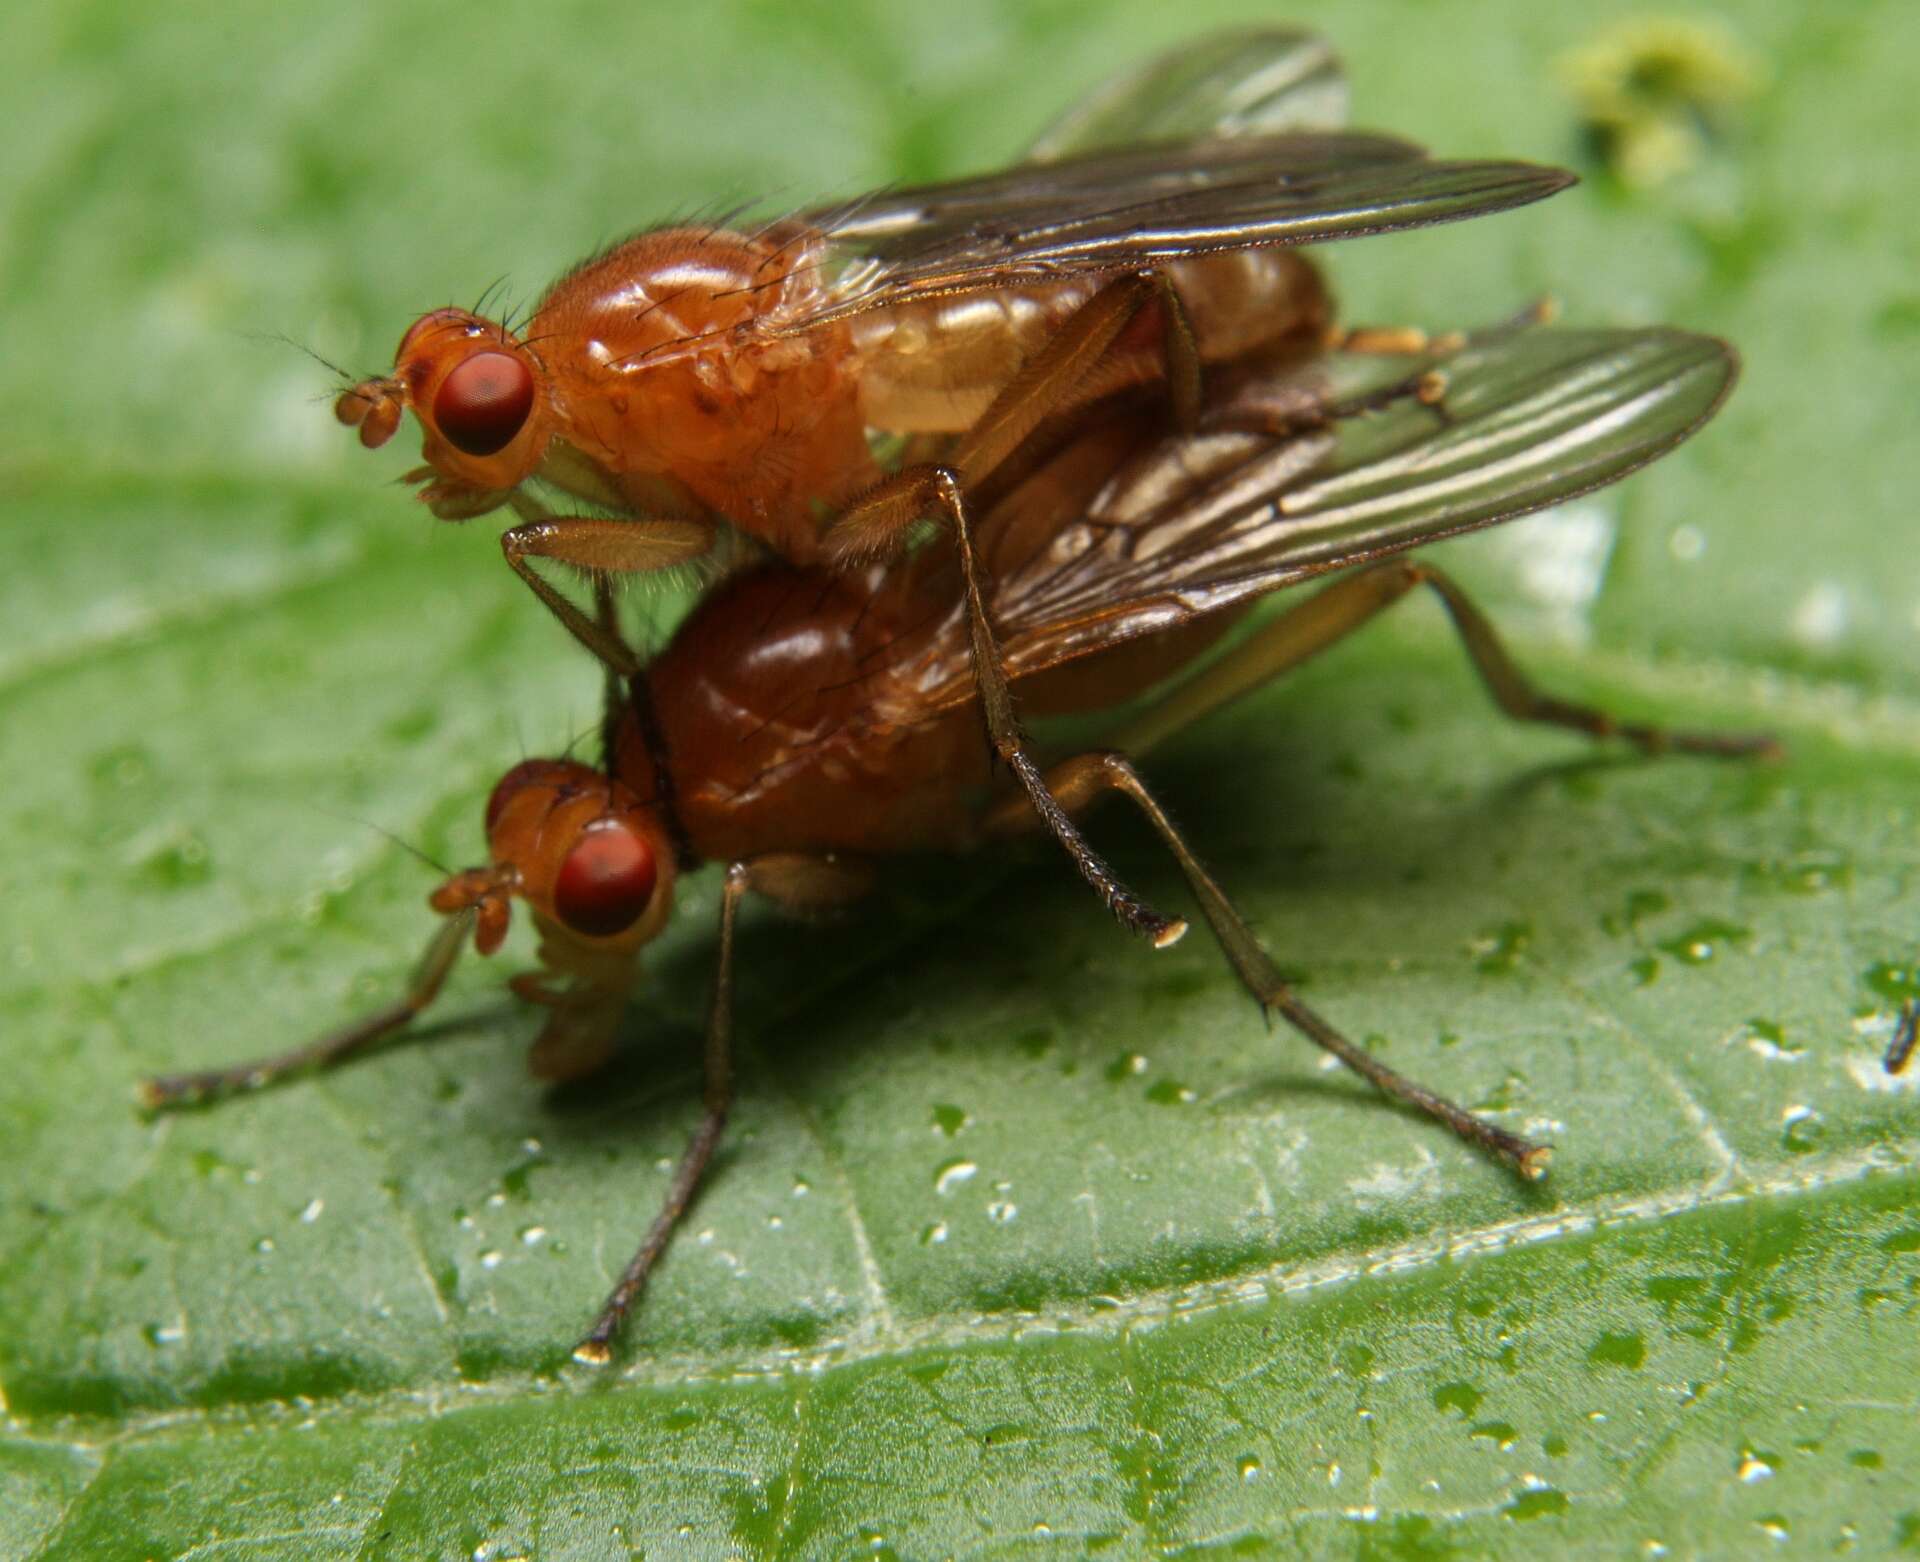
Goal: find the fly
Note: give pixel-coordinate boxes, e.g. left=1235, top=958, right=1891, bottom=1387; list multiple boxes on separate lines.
left=329, top=28, right=1582, bottom=951
left=148, top=314, right=1773, bottom=1361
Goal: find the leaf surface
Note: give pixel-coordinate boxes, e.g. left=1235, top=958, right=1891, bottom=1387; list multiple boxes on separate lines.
left=3, top=3, right=1916, bottom=1557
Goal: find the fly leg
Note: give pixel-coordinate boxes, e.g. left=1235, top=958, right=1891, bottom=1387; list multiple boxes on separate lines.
left=833, top=271, right=1197, bottom=562
left=573, top=852, right=873, bottom=1364
left=1204, top=354, right=1455, bottom=444
left=983, top=756, right=1550, bottom=1179
left=855, top=468, right=1187, bottom=946
left=828, top=273, right=1203, bottom=948
left=1217, top=299, right=1559, bottom=443
left=499, top=496, right=715, bottom=678
left=570, top=863, right=746, bottom=1365
left=592, top=577, right=628, bottom=763
left=1330, top=324, right=1456, bottom=356
left=1887, top=999, right=1918, bottom=1076
left=1106, top=558, right=1781, bottom=761
left=976, top=557, right=1785, bottom=1174
left=1326, top=298, right=1555, bottom=360
left=138, top=910, right=476, bottom=1109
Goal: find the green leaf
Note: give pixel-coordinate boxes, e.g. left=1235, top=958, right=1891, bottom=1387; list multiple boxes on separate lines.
left=4, top=3, right=1916, bottom=1557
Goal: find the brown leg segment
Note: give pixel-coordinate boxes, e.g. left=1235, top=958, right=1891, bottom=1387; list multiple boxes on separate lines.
left=1154, top=273, right=1203, bottom=433
left=500, top=505, right=713, bottom=679
left=819, top=272, right=1221, bottom=949
left=572, top=851, right=875, bottom=1363
left=569, top=849, right=874, bottom=1364
left=592, top=576, right=627, bottom=764
left=984, top=754, right=1550, bottom=1179
left=573, top=860, right=747, bottom=1365
left=948, top=271, right=1202, bottom=486
left=138, top=910, right=476, bottom=1109
left=1887, top=999, right=1918, bottom=1076
left=1203, top=356, right=1457, bottom=444
left=1327, top=323, right=1472, bottom=358
left=1108, top=558, right=1781, bottom=761
left=1324, top=297, right=1555, bottom=360
left=843, top=467, right=1187, bottom=947
left=831, top=272, right=1196, bottom=562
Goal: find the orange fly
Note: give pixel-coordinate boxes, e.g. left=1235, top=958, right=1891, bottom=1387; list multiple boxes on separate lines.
left=331, top=29, right=1582, bottom=948
left=149, top=310, right=1770, bottom=1361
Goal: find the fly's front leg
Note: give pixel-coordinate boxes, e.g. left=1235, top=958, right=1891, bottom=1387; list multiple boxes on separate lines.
left=570, top=863, right=746, bottom=1366
left=983, top=756, right=1550, bottom=1180
left=592, top=577, right=626, bottom=763
left=508, top=918, right=646, bottom=1086
left=138, top=910, right=476, bottom=1109
left=501, top=494, right=714, bottom=679
left=572, top=852, right=873, bottom=1365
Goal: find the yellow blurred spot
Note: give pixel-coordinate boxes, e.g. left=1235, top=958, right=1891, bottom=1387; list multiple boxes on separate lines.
left=1559, top=17, right=1763, bottom=187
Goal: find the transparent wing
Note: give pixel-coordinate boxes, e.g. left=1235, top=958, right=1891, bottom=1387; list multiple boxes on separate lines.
left=779, top=139, right=1574, bottom=332
left=1025, top=28, right=1348, bottom=158
left=950, top=325, right=1736, bottom=695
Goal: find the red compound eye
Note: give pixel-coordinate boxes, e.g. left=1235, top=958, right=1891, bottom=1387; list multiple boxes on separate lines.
left=433, top=351, right=533, bottom=456
left=554, top=823, right=658, bottom=937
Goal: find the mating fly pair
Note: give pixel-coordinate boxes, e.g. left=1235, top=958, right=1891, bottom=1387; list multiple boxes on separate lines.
left=145, top=31, right=1773, bottom=1362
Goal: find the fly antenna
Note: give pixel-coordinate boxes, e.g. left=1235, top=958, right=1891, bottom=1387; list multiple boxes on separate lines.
left=315, top=806, right=456, bottom=878
left=245, top=329, right=356, bottom=384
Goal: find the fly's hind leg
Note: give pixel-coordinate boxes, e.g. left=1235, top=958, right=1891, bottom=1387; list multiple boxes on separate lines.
left=573, top=852, right=873, bottom=1364
left=977, top=559, right=1784, bottom=1175
left=1329, top=324, right=1463, bottom=357
left=830, top=271, right=1194, bottom=561
left=853, top=468, right=1188, bottom=947
left=1107, top=558, right=1781, bottom=761
left=1327, top=299, right=1557, bottom=361
left=825, top=273, right=1205, bottom=950
left=983, top=753, right=1550, bottom=1178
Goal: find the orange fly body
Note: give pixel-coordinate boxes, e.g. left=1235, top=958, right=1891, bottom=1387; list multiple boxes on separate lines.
left=327, top=29, right=1594, bottom=945
left=152, top=309, right=1767, bottom=1359
left=145, top=29, right=1788, bottom=1362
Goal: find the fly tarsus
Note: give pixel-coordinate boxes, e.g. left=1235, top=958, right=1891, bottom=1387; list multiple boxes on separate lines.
left=986, top=748, right=1550, bottom=1181
left=138, top=911, right=474, bottom=1112
left=1886, top=999, right=1919, bottom=1076
left=1004, top=747, right=1188, bottom=947
left=573, top=861, right=749, bottom=1365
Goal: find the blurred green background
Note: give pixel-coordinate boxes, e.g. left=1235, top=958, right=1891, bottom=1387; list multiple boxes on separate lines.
left=2, top=2, right=1916, bottom=1557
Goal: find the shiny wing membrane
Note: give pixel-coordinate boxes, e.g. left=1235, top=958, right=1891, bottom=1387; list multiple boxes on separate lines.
left=779, top=140, right=1573, bottom=331
left=950, top=326, right=1735, bottom=696
left=1025, top=27, right=1349, bottom=157
left=768, top=30, right=1567, bottom=335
